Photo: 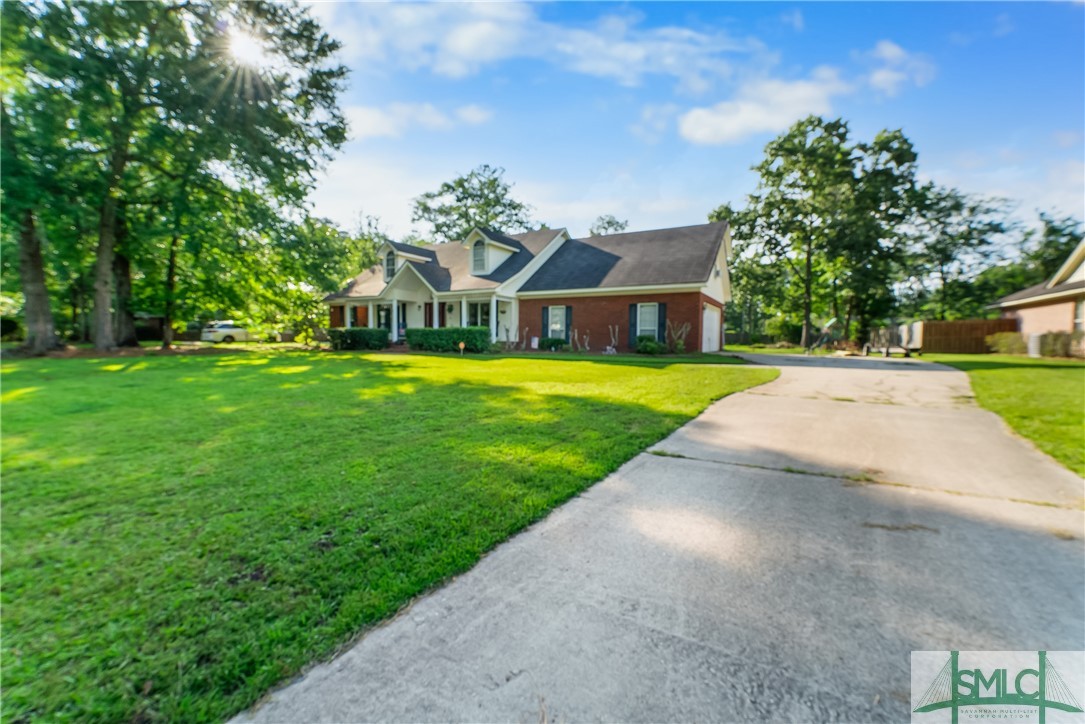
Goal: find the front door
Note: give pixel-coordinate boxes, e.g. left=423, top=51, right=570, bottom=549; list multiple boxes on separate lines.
left=424, top=303, right=433, bottom=328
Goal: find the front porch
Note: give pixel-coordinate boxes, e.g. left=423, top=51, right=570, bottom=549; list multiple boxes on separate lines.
left=331, top=294, right=517, bottom=344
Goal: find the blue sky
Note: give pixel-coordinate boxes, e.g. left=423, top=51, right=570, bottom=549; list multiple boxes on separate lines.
left=303, top=1, right=1084, bottom=240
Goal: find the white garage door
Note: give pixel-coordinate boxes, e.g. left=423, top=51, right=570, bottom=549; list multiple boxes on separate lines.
left=702, top=306, right=721, bottom=352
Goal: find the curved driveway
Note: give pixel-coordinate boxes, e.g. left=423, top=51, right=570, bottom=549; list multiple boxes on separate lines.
left=236, top=354, right=1084, bottom=723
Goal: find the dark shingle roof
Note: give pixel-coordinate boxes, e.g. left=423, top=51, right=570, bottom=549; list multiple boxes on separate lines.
left=388, top=240, right=436, bottom=260
left=993, top=279, right=1085, bottom=307
left=519, top=222, right=726, bottom=292
left=324, top=229, right=564, bottom=299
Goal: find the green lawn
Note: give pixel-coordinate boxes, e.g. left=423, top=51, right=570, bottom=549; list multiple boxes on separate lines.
left=0, top=350, right=775, bottom=722
left=926, top=354, right=1085, bottom=476
left=722, top=344, right=838, bottom=356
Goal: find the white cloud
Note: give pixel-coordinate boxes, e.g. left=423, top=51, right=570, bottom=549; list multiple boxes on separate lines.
left=1052, top=130, right=1083, bottom=149
left=922, top=157, right=1085, bottom=230
left=345, top=102, right=491, bottom=140
left=677, top=67, right=852, bottom=145
left=455, top=104, right=494, bottom=125
left=861, top=40, right=936, bottom=97
left=871, top=39, right=908, bottom=64
left=781, top=10, right=804, bottom=32
left=630, top=103, right=680, bottom=143
left=993, top=13, right=1014, bottom=38
left=308, top=152, right=457, bottom=236
left=1045, top=160, right=1085, bottom=219
left=520, top=174, right=702, bottom=239
left=305, top=2, right=764, bottom=93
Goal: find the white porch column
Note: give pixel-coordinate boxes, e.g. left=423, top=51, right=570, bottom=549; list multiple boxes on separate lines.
left=461, top=296, right=468, bottom=327
left=345, top=303, right=353, bottom=328
left=511, top=298, right=519, bottom=342
left=391, top=297, right=399, bottom=342
left=432, top=295, right=440, bottom=328
left=490, top=296, right=498, bottom=342
left=367, top=302, right=375, bottom=329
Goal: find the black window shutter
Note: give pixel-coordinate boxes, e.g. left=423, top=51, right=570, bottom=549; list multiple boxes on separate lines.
left=628, top=304, right=637, bottom=348
left=542, top=307, right=549, bottom=338
left=564, top=306, right=572, bottom=343
left=657, top=302, right=667, bottom=342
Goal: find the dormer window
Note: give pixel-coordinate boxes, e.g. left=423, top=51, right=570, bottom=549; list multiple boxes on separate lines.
left=472, top=240, right=485, bottom=273
left=384, top=251, right=395, bottom=281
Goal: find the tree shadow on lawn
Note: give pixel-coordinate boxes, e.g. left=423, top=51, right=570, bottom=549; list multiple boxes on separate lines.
left=373, top=350, right=751, bottom=372
left=0, top=352, right=773, bottom=723
left=226, top=439, right=1085, bottom=723
left=930, top=356, right=1085, bottom=373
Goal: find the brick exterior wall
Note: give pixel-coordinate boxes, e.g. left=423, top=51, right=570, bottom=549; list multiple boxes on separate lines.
left=1002, top=299, right=1079, bottom=336
left=518, top=292, right=723, bottom=353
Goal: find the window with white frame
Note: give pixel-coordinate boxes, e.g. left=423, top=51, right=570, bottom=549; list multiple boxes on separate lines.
left=549, top=305, right=566, bottom=339
left=472, top=241, right=485, bottom=273
left=384, top=251, right=395, bottom=281
left=1075, top=298, right=1084, bottom=332
left=468, top=302, right=491, bottom=327
left=637, top=303, right=659, bottom=339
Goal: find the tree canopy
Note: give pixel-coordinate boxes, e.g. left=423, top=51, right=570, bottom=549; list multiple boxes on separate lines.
left=411, top=164, right=533, bottom=243
left=1, top=0, right=351, bottom=351
left=589, top=215, right=629, bottom=236
left=715, top=114, right=1075, bottom=346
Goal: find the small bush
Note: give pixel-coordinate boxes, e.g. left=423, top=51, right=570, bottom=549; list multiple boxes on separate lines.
left=404, top=327, right=490, bottom=353
left=1, top=316, right=23, bottom=341
left=635, top=335, right=666, bottom=355
left=986, top=331, right=1027, bottom=355
left=539, top=337, right=567, bottom=352
left=1039, top=331, right=1084, bottom=358
left=327, top=327, right=389, bottom=350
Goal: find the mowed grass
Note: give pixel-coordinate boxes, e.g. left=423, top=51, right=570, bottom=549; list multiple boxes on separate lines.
left=927, top=353, right=1085, bottom=476
left=0, top=350, right=775, bottom=722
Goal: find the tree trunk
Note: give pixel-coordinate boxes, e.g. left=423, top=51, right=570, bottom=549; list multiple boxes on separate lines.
left=92, top=134, right=133, bottom=351
left=16, top=209, right=62, bottom=355
left=76, top=275, right=91, bottom=342
left=161, top=233, right=180, bottom=349
left=113, top=251, right=139, bottom=347
left=938, top=263, right=947, bottom=321
left=831, top=279, right=840, bottom=325
left=801, top=238, right=813, bottom=348
left=843, top=297, right=855, bottom=344
left=92, top=192, right=119, bottom=350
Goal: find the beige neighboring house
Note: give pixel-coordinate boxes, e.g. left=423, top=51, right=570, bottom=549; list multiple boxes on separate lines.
left=991, top=239, right=1085, bottom=337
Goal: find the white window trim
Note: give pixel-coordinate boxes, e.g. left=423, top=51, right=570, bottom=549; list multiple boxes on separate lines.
left=472, top=241, right=486, bottom=274
left=549, top=305, right=566, bottom=339
left=467, top=301, right=491, bottom=327
left=384, top=252, right=396, bottom=281
left=637, top=302, right=659, bottom=340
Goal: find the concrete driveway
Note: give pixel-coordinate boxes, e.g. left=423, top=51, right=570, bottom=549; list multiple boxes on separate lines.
left=235, top=354, right=1084, bottom=723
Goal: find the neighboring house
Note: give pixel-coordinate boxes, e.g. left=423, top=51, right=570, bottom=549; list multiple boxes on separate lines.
left=324, top=222, right=732, bottom=353
left=990, top=239, right=1085, bottom=337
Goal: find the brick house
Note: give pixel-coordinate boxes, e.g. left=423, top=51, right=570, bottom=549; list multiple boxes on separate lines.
left=990, top=239, right=1085, bottom=337
left=324, top=222, right=732, bottom=353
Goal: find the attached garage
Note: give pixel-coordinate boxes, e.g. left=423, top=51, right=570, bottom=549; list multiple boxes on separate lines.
left=702, top=304, right=721, bottom=352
